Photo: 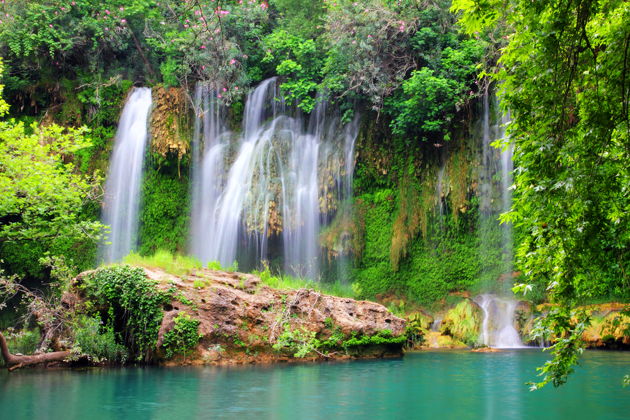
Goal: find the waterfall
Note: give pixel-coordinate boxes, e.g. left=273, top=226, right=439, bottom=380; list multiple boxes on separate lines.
left=475, top=294, right=525, bottom=348
left=478, top=89, right=513, bottom=284
left=100, top=87, right=152, bottom=263
left=474, top=90, right=523, bottom=348
left=189, top=78, right=359, bottom=279
left=189, top=84, right=230, bottom=264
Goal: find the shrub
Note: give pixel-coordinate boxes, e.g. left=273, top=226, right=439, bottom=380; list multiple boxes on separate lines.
left=72, top=316, right=128, bottom=363
left=83, top=265, right=173, bottom=361
left=162, top=312, right=202, bottom=359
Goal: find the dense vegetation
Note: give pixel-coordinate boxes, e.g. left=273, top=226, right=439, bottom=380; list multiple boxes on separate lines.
left=0, top=0, right=627, bottom=386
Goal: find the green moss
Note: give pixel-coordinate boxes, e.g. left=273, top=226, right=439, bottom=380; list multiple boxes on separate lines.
left=138, top=166, right=190, bottom=255
left=439, top=300, right=481, bottom=346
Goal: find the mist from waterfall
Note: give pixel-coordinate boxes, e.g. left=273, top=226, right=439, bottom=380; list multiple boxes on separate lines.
left=100, top=87, right=153, bottom=263
left=476, top=294, right=525, bottom=348
left=189, top=78, right=359, bottom=280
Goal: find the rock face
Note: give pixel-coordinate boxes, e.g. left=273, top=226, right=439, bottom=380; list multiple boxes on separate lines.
left=144, top=268, right=406, bottom=364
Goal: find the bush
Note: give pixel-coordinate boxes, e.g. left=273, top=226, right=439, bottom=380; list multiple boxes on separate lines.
left=72, top=316, right=128, bottom=363
left=84, top=265, right=173, bottom=361
left=162, top=312, right=202, bottom=359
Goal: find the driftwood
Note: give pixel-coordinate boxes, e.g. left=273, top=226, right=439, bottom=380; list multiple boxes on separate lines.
left=0, top=332, right=70, bottom=372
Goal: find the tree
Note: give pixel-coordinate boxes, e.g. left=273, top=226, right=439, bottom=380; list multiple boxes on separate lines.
left=0, top=64, right=103, bottom=259
left=452, top=0, right=629, bottom=387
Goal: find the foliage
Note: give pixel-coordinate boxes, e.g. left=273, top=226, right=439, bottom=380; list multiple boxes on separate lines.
left=272, top=323, right=406, bottom=358
left=528, top=308, right=590, bottom=390
left=453, top=0, right=629, bottom=386
left=255, top=266, right=356, bottom=299
left=1, top=327, right=40, bottom=355
left=386, top=39, right=483, bottom=141
left=123, top=250, right=202, bottom=277
left=272, top=324, right=319, bottom=358
left=71, top=315, right=128, bottom=363
left=262, top=29, right=322, bottom=112
left=83, top=265, right=172, bottom=361
left=162, top=311, right=202, bottom=359
left=138, top=167, right=190, bottom=256
left=439, top=299, right=481, bottom=346
left=342, top=329, right=407, bottom=349
left=0, top=67, right=103, bottom=277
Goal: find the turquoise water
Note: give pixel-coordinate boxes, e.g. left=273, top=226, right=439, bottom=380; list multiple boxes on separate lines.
left=1, top=350, right=628, bottom=419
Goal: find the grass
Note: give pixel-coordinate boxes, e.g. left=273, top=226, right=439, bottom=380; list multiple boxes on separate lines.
left=121, top=251, right=356, bottom=299
left=255, top=268, right=357, bottom=299
left=123, top=250, right=202, bottom=276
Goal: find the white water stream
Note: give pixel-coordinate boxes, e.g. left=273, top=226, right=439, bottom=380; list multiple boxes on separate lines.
left=100, top=87, right=152, bottom=263
left=476, top=294, right=525, bottom=348
left=189, top=78, right=358, bottom=279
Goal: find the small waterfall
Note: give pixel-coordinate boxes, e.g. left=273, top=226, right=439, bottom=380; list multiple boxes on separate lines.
left=100, top=87, right=152, bottom=263
left=475, top=294, right=525, bottom=348
left=189, top=78, right=359, bottom=279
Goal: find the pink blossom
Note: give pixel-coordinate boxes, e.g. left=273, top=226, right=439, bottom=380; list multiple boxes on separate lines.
left=105, top=9, right=110, bottom=15
left=200, top=45, right=206, bottom=49
left=217, top=94, right=222, bottom=98
left=49, top=24, right=53, bottom=28
left=230, top=58, right=237, bottom=65
left=202, top=65, right=206, bottom=70
left=222, top=87, right=227, bottom=92
left=121, top=19, right=126, bottom=23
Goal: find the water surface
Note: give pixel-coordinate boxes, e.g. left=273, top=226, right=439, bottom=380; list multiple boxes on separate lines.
left=1, top=350, right=628, bottom=419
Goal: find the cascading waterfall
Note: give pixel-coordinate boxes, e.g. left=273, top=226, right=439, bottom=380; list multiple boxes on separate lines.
left=189, top=78, right=359, bottom=280
left=475, top=294, right=524, bottom=348
left=476, top=89, right=524, bottom=347
left=100, top=87, right=153, bottom=263
left=478, top=89, right=513, bottom=271
left=189, top=83, right=230, bottom=264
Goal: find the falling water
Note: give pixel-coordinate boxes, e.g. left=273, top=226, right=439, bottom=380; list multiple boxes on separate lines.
left=478, top=89, right=513, bottom=272
left=475, top=294, right=524, bottom=348
left=189, top=84, right=230, bottom=263
left=474, top=89, right=523, bottom=347
left=189, top=78, right=359, bottom=279
left=100, top=87, right=153, bottom=263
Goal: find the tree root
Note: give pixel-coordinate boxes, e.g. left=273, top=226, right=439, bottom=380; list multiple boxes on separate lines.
left=0, top=332, right=70, bottom=371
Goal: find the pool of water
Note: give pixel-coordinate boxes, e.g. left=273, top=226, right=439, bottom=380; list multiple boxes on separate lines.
left=1, top=350, right=628, bottom=419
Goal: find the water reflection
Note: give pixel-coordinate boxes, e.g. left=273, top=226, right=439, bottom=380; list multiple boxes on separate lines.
left=1, top=351, right=628, bottom=420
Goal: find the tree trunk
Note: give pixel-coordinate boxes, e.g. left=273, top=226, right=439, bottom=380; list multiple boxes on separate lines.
left=0, top=332, right=70, bottom=371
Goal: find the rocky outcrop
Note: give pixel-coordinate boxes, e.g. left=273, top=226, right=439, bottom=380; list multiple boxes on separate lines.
left=439, top=299, right=482, bottom=347
left=145, top=267, right=406, bottom=364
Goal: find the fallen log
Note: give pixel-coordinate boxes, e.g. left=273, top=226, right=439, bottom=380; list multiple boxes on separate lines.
left=0, top=332, right=70, bottom=371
